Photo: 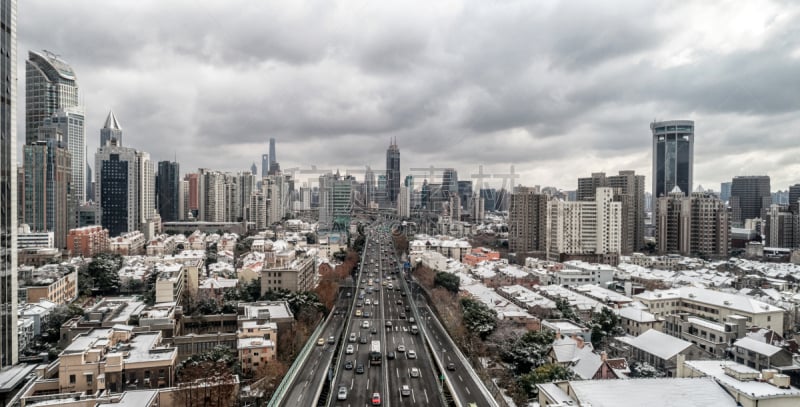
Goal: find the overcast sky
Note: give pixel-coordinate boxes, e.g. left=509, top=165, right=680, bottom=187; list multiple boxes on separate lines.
left=17, top=0, right=800, bottom=192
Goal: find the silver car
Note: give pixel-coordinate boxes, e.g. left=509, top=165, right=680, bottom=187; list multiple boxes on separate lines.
left=337, top=386, right=347, bottom=400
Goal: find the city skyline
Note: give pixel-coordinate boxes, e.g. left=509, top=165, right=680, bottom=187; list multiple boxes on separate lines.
left=15, top=1, right=800, bottom=192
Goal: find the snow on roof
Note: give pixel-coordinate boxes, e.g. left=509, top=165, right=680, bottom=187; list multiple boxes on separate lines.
left=573, top=284, right=632, bottom=303
left=618, top=329, right=692, bottom=360
left=616, top=306, right=657, bottom=323
left=551, top=336, right=594, bottom=364
left=634, top=286, right=785, bottom=314
left=733, top=337, right=782, bottom=357
left=568, top=377, right=737, bottom=407
left=571, top=351, right=603, bottom=380
left=686, top=317, right=725, bottom=332
left=685, top=360, right=800, bottom=398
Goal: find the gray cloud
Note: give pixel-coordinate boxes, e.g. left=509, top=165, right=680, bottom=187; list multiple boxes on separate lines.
left=16, top=0, right=800, bottom=192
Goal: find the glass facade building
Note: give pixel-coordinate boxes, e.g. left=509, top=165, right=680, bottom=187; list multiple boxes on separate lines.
left=651, top=120, right=694, bottom=199
left=1, top=0, right=17, bottom=367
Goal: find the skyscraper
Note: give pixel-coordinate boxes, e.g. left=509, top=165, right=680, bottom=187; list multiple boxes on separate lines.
left=99, top=111, right=122, bottom=147
left=720, top=182, right=732, bottom=203
left=95, top=139, right=154, bottom=237
left=546, top=187, right=622, bottom=263
left=730, top=176, right=771, bottom=226
left=651, top=120, right=694, bottom=199
left=1, top=0, right=18, bottom=367
left=269, top=138, right=276, bottom=168
left=23, top=139, right=71, bottom=249
left=156, top=161, right=180, bottom=222
left=364, top=166, right=375, bottom=205
left=250, top=162, right=257, bottom=176
left=25, top=50, right=80, bottom=145
left=442, top=168, right=458, bottom=196
left=788, top=184, right=800, bottom=214
left=44, top=107, right=85, bottom=208
left=261, top=154, right=268, bottom=179
left=385, top=139, right=400, bottom=207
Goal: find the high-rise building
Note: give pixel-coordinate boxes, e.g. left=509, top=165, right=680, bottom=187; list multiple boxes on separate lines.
left=261, top=154, right=269, bottom=179
left=156, top=161, right=180, bottom=222
left=250, top=162, right=257, bottom=176
left=23, top=139, right=71, bottom=249
left=458, top=180, right=472, bottom=211
left=509, top=187, right=548, bottom=255
left=398, top=186, right=410, bottom=218
left=480, top=188, right=496, bottom=212
left=730, top=176, right=771, bottom=226
left=720, top=182, right=732, bottom=203
left=44, top=107, right=85, bottom=207
left=651, top=120, right=694, bottom=199
left=95, top=140, right=154, bottom=237
left=442, top=168, right=458, bottom=197
left=789, top=184, right=800, bottom=214
left=269, top=138, right=276, bottom=169
left=86, top=159, right=93, bottom=202
left=25, top=50, right=80, bottom=145
left=99, top=111, right=122, bottom=147
left=318, top=172, right=354, bottom=231
left=546, top=187, right=622, bottom=262
left=385, top=139, right=400, bottom=206
left=1, top=0, right=19, bottom=367
left=184, top=173, right=199, bottom=218
left=656, top=190, right=730, bottom=257
left=364, top=166, right=376, bottom=205
left=764, top=205, right=797, bottom=249
left=577, top=170, right=646, bottom=254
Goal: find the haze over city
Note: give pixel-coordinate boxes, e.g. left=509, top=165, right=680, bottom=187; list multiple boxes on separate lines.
left=17, top=0, right=800, bottom=191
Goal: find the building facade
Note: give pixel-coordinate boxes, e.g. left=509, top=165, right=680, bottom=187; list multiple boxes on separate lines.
left=385, top=139, right=400, bottom=206
left=156, top=161, right=180, bottom=222
left=509, top=187, right=548, bottom=255
left=656, top=190, right=730, bottom=258
left=546, top=187, right=622, bottom=262
left=0, top=0, right=18, bottom=367
left=577, top=170, right=645, bottom=254
left=651, top=120, right=694, bottom=199
left=23, top=139, right=71, bottom=248
left=67, top=225, right=110, bottom=257
left=730, top=176, right=772, bottom=226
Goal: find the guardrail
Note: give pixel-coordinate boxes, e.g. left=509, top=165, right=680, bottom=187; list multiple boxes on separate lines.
left=268, top=315, right=327, bottom=407
left=414, top=301, right=458, bottom=407
left=423, top=303, right=499, bottom=407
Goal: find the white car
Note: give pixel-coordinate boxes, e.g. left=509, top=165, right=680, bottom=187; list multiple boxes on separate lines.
left=407, top=350, right=416, bottom=359
left=362, top=321, right=370, bottom=329
left=410, top=367, right=420, bottom=378
left=397, top=345, right=405, bottom=353
left=346, top=344, right=354, bottom=354
left=338, top=386, right=348, bottom=400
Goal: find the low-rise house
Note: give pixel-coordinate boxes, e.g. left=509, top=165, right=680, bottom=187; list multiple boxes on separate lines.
left=612, top=329, right=705, bottom=377
left=682, top=360, right=800, bottom=407
left=616, top=305, right=662, bottom=337
left=19, top=263, right=78, bottom=305
left=664, top=313, right=747, bottom=358
left=732, top=337, right=797, bottom=373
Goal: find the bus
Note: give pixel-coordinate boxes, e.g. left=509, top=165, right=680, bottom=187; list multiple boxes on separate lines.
left=369, top=340, right=382, bottom=365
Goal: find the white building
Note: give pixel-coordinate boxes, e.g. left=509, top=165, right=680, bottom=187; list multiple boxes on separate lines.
left=546, top=187, right=621, bottom=261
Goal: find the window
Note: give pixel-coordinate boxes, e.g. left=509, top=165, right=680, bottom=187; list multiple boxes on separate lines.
left=86, top=374, right=93, bottom=385
left=69, top=374, right=76, bottom=384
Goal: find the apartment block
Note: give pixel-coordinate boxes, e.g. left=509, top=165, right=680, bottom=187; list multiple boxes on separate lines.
left=656, top=191, right=730, bottom=258
left=67, top=225, right=110, bottom=257
left=577, top=170, right=645, bottom=254
left=546, top=187, right=622, bottom=262
left=508, top=187, right=548, bottom=255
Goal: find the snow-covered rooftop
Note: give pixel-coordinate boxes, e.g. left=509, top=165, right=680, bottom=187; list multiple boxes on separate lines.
left=567, top=377, right=737, bottom=407
left=617, top=329, right=692, bottom=361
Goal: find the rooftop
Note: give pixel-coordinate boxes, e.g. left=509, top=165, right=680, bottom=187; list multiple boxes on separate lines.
left=733, top=337, right=783, bottom=357
left=685, top=360, right=800, bottom=399
left=617, top=329, right=692, bottom=360
left=567, top=377, right=737, bottom=407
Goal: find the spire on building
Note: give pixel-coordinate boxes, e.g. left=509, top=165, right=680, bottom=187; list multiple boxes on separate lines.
left=103, top=110, right=122, bottom=130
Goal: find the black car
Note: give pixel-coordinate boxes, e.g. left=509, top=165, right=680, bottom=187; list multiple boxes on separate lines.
left=360, top=336, right=368, bottom=344
left=356, top=364, right=365, bottom=374
left=399, top=313, right=406, bottom=319
left=345, top=360, right=354, bottom=370
left=386, top=351, right=396, bottom=360
left=371, top=327, right=378, bottom=335
left=447, top=362, right=456, bottom=371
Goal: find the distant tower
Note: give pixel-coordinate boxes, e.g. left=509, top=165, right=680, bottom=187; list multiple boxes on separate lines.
left=261, top=154, right=269, bottom=178
left=269, top=138, right=277, bottom=168
left=157, top=161, right=180, bottom=222
left=250, top=162, right=257, bottom=175
left=100, top=111, right=123, bottom=146
left=25, top=50, right=80, bottom=144
left=385, top=138, right=401, bottom=206
left=651, top=120, right=694, bottom=199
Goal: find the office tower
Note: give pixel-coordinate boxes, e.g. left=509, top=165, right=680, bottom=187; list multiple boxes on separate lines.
left=442, top=168, right=458, bottom=196
left=789, top=184, right=800, bottom=214
left=730, top=176, right=771, bottom=226
left=250, top=162, right=257, bottom=176
left=239, top=172, right=256, bottom=220
left=546, top=188, right=622, bottom=262
left=720, top=182, right=732, bottom=203
left=99, top=111, right=122, bottom=147
left=651, top=120, right=694, bottom=199
left=23, top=139, right=71, bottom=249
left=261, top=154, right=269, bottom=179
left=178, top=180, right=188, bottom=220
left=25, top=50, right=80, bottom=145
left=458, top=180, right=472, bottom=211
left=448, top=193, right=461, bottom=221
left=385, top=139, right=400, bottom=206
left=44, top=108, right=85, bottom=206
left=156, top=161, right=180, bottom=222
left=86, top=159, right=93, bottom=202
left=1, top=0, right=18, bottom=367
left=364, top=166, right=376, bottom=205
left=472, top=194, right=485, bottom=222
left=376, top=174, right=387, bottom=205
left=577, top=170, right=646, bottom=254
left=269, top=138, right=276, bottom=168
left=656, top=190, right=730, bottom=257
left=509, top=187, right=549, bottom=255
left=95, top=140, right=153, bottom=237
left=764, top=205, right=797, bottom=249
left=479, top=188, right=496, bottom=212
left=318, top=172, right=354, bottom=231
left=398, top=186, right=410, bottom=218
left=184, top=173, right=199, bottom=218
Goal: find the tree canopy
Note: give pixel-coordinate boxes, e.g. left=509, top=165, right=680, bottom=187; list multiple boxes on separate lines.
left=434, top=271, right=460, bottom=293
left=460, top=298, right=498, bottom=340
